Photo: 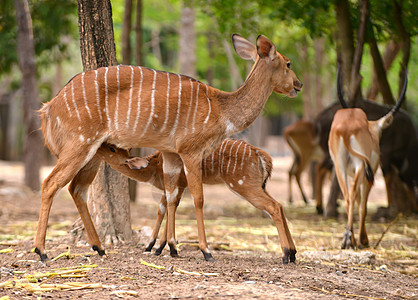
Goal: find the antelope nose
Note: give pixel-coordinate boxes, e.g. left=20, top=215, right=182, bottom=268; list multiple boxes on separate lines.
left=295, top=80, right=303, bottom=91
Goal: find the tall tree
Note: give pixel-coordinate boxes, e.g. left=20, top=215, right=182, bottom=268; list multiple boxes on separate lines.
left=75, top=0, right=132, bottom=245
left=135, top=0, right=143, bottom=66
left=122, top=0, right=133, bottom=65
left=179, top=0, right=196, bottom=77
left=14, top=0, right=43, bottom=190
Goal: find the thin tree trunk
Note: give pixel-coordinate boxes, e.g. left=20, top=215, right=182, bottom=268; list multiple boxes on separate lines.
left=76, top=0, right=132, bottom=245
left=349, top=0, right=368, bottom=104
left=368, top=26, right=395, bottom=105
left=179, top=0, right=196, bottom=77
left=122, top=0, right=133, bottom=65
left=367, top=41, right=400, bottom=100
left=15, top=0, right=43, bottom=190
left=314, top=38, right=325, bottom=116
left=135, top=0, right=143, bottom=66
left=392, top=0, right=410, bottom=105
left=335, top=0, right=355, bottom=101
left=299, top=38, right=312, bottom=119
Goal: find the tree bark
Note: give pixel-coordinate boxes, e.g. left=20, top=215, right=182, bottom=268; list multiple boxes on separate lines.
left=122, top=0, right=133, bottom=65
left=392, top=0, right=410, bottom=104
left=15, top=0, right=43, bottom=190
left=76, top=0, right=132, bottom=245
left=367, top=41, right=400, bottom=100
left=135, top=0, right=143, bottom=66
left=179, top=0, right=196, bottom=77
left=368, top=27, right=395, bottom=105
left=335, top=0, right=355, bottom=101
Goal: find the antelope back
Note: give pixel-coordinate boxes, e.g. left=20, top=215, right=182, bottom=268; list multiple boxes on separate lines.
left=40, top=65, right=215, bottom=154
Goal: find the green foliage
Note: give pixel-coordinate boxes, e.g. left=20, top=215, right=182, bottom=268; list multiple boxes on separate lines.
left=0, top=0, right=77, bottom=75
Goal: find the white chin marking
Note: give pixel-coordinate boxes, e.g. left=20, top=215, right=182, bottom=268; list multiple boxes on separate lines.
left=288, top=89, right=297, bottom=98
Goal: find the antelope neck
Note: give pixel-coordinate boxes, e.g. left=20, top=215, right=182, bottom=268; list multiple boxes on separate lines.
left=218, top=60, right=273, bottom=133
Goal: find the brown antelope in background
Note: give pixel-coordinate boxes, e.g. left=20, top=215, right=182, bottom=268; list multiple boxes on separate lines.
left=36, top=34, right=302, bottom=262
left=329, top=68, right=407, bottom=249
left=96, top=139, right=296, bottom=263
left=283, top=120, right=325, bottom=205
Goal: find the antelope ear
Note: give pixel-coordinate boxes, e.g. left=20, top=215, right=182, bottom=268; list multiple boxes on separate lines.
left=125, top=157, right=149, bottom=170
left=232, top=34, right=257, bottom=61
left=256, top=35, right=277, bottom=60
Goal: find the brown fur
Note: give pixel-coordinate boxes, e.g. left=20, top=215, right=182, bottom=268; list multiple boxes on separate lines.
left=35, top=34, right=302, bottom=263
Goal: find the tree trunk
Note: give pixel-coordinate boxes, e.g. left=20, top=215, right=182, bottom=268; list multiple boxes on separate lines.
left=135, top=0, right=143, bottom=66
left=299, top=38, right=313, bottom=119
left=314, top=38, right=325, bottom=116
left=179, top=0, right=196, bottom=77
left=15, top=0, right=43, bottom=191
left=368, top=27, right=395, bottom=105
left=122, top=0, right=133, bottom=65
left=349, top=0, right=368, bottom=104
left=392, top=0, right=410, bottom=105
left=76, top=0, right=132, bottom=245
left=335, top=0, right=355, bottom=100
left=367, top=41, right=400, bottom=100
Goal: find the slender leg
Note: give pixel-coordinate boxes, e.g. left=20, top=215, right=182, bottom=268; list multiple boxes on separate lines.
left=153, top=188, right=185, bottom=256
left=315, top=161, right=328, bottom=214
left=295, top=171, right=308, bottom=204
left=68, top=156, right=104, bottom=255
left=358, top=184, right=371, bottom=248
left=161, top=152, right=184, bottom=257
left=146, top=194, right=167, bottom=252
left=235, top=185, right=297, bottom=264
left=35, top=150, right=95, bottom=261
left=180, top=154, right=214, bottom=262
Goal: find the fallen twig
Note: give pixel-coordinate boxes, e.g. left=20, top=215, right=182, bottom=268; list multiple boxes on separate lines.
left=374, top=213, right=402, bottom=249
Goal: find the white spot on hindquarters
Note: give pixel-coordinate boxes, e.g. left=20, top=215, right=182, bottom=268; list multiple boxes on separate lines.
left=229, top=183, right=234, bottom=188
left=78, top=126, right=81, bottom=131
left=79, top=135, right=85, bottom=142
left=166, top=188, right=179, bottom=203
left=96, top=131, right=99, bottom=136
left=154, top=114, right=158, bottom=118
left=264, top=210, right=272, bottom=219
left=87, top=138, right=91, bottom=144
left=159, top=203, right=166, bottom=214
left=238, top=179, right=243, bottom=185
left=225, top=119, right=237, bottom=135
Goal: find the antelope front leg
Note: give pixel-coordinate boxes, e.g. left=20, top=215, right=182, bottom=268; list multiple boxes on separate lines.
left=181, top=155, right=214, bottom=262
left=161, top=152, right=184, bottom=257
left=145, top=194, right=167, bottom=252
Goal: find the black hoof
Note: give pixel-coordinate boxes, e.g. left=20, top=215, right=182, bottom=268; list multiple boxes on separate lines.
left=35, top=248, right=50, bottom=262
left=316, top=206, right=323, bottom=215
left=154, top=241, right=166, bottom=256
left=282, top=248, right=297, bottom=264
left=169, top=244, right=179, bottom=258
left=145, top=240, right=156, bottom=252
left=92, top=245, right=106, bottom=256
left=201, top=250, right=215, bottom=262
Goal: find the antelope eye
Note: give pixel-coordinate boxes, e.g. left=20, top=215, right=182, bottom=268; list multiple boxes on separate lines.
left=110, top=147, right=116, bottom=153
left=287, top=62, right=291, bottom=68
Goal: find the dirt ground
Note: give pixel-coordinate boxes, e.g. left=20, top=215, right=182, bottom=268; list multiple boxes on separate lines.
left=0, top=156, right=417, bottom=299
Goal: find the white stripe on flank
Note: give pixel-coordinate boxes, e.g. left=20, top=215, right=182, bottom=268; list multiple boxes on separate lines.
left=219, top=140, right=230, bottom=175
left=203, top=157, right=207, bottom=177
left=126, top=66, right=134, bottom=129
left=104, top=67, right=111, bottom=129
left=184, top=79, right=194, bottom=135
left=138, top=69, right=156, bottom=138
left=211, top=152, right=215, bottom=173
left=248, top=146, right=252, bottom=159
left=191, top=83, right=199, bottom=133
left=71, top=80, right=81, bottom=122
left=203, top=84, right=211, bottom=125
left=132, top=67, right=144, bottom=133
left=232, top=141, right=243, bottom=174
left=114, top=66, right=120, bottom=131
left=81, top=72, right=92, bottom=119
left=94, top=70, right=102, bottom=122
left=63, top=85, right=72, bottom=117
left=241, top=144, right=247, bottom=170
left=226, top=140, right=239, bottom=174
left=218, top=140, right=227, bottom=175
left=170, top=74, right=182, bottom=136
left=160, top=72, right=170, bottom=133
